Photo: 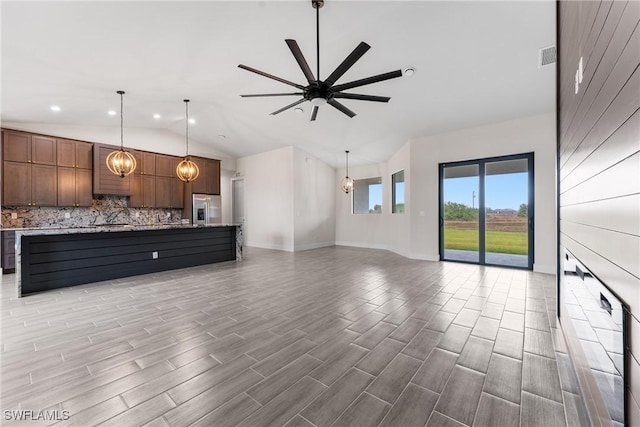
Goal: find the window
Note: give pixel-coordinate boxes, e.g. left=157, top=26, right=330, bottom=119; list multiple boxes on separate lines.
left=353, top=177, right=382, bottom=214
left=392, top=170, right=405, bottom=213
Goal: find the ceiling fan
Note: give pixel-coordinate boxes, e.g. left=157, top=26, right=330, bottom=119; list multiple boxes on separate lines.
left=238, top=0, right=403, bottom=121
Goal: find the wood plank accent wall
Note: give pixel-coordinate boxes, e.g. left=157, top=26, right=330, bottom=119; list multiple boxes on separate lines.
left=21, top=227, right=237, bottom=295
left=558, top=0, right=640, bottom=424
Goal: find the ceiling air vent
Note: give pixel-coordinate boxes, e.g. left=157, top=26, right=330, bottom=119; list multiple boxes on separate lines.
left=539, top=45, right=557, bottom=67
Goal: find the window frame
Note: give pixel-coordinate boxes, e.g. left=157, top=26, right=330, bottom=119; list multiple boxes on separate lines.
left=352, top=176, right=383, bottom=215
left=391, top=169, right=405, bottom=214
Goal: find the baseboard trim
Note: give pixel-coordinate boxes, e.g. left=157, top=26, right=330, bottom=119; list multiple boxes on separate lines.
left=407, top=253, right=440, bottom=262
left=335, top=241, right=388, bottom=251
left=245, top=242, right=294, bottom=252
left=294, top=242, right=335, bottom=251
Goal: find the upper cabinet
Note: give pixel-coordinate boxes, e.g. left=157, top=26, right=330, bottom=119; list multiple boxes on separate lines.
left=155, top=154, right=175, bottom=177
left=56, top=138, right=93, bottom=169
left=3, top=130, right=56, bottom=165
left=133, top=151, right=156, bottom=175
left=2, top=130, right=59, bottom=207
left=191, top=157, right=221, bottom=195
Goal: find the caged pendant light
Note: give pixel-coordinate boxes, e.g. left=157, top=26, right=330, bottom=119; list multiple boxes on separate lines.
left=176, top=99, right=200, bottom=183
left=340, top=150, right=354, bottom=194
left=106, top=90, right=137, bottom=177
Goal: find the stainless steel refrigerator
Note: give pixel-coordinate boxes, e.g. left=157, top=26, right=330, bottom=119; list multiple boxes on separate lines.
left=192, top=194, right=222, bottom=225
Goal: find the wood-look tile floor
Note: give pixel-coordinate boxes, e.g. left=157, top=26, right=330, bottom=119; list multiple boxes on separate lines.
left=0, top=247, right=578, bottom=427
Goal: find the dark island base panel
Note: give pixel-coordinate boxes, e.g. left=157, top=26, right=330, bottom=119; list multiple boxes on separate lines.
left=21, top=227, right=236, bottom=295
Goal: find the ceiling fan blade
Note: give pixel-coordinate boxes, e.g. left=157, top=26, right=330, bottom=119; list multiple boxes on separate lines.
left=238, top=64, right=305, bottom=89
left=328, top=99, right=356, bottom=118
left=331, top=70, right=403, bottom=92
left=270, top=98, right=306, bottom=115
left=240, top=93, right=304, bottom=97
left=310, top=105, right=319, bottom=121
left=285, top=39, right=316, bottom=84
left=324, top=42, right=370, bottom=87
left=333, top=93, right=391, bottom=103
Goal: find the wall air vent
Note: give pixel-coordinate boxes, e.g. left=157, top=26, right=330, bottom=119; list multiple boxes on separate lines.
left=539, top=45, right=557, bottom=67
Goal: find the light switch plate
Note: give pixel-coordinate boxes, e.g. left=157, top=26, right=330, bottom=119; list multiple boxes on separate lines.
left=64, top=213, right=71, bottom=219
left=11, top=213, right=18, bottom=219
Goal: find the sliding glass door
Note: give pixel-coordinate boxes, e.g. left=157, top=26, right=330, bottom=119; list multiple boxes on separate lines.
left=439, top=153, right=533, bottom=269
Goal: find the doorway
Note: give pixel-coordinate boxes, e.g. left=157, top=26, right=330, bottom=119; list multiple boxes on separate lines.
left=439, top=153, right=533, bottom=269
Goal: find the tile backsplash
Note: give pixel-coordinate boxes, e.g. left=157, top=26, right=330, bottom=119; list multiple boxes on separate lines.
left=1, top=196, right=182, bottom=229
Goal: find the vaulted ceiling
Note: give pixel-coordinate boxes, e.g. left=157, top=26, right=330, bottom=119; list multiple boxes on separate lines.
left=1, top=1, right=555, bottom=167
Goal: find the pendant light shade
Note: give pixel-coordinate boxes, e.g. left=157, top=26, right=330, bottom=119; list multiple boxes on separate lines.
left=340, top=150, right=354, bottom=194
left=106, top=91, right=137, bottom=177
left=176, top=99, right=200, bottom=183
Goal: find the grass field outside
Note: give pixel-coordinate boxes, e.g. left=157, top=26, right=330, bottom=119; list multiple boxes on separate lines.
left=444, top=216, right=528, bottom=255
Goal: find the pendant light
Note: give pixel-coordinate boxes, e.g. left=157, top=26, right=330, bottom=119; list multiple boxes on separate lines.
left=176, top=99, right=200, bottom=182
left=106, top=90, right=137, bottom=177
left=340, top=150, right=354, bottom=194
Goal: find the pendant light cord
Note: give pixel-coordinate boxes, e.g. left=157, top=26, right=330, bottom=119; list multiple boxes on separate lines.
left=345, top=150, right=349, bottom=177
left=119, top=91, right=124, bottom=149
left=184, top=99, right=190, bottom=157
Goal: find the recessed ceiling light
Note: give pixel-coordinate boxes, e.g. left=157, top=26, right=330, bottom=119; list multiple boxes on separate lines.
left=153, top=114, right=161, bottom=119
left=294, top=107, right=304, bottom=113
left=107, top=110, right=117, bottom=116
left=188, top=118, right=196, bottom=124
left=403, top=67, right=416, bottom=77
left=50, top=105, right=61, bottom=112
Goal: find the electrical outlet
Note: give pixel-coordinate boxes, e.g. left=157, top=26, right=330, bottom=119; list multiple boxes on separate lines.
left=135, top=212, right=139, bottom=218
left=64, top=213, right=71, bottom=219
left=166, top=212, right=171, bottom=218
left=152, top=251, right=158, bottom=259
left=11, top=213, right=18, bottom=219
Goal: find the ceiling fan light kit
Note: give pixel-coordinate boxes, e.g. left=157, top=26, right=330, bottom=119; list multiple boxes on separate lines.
left=239, top=0, right=403, bottom=121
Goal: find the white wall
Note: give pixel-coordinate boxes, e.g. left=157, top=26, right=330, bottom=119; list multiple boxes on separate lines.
left=335, top=113, right=557, bottom=274
left=293, top=147, right=336, bottom=251
left=1, top=122, right=236, bottom=171
left=236, top=146, right=294, bottom=251
left=335, top=162, right=390, bottom=250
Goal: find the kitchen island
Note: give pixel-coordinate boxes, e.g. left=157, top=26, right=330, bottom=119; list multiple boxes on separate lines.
left=15, top=224, right=242, bottom=296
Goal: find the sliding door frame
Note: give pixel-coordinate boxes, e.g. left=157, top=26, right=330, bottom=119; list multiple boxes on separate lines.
left=439, top=152, right=534, bottom=270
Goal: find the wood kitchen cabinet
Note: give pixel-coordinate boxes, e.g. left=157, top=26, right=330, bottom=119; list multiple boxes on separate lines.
left=58, top=167, right=92, bottom=207
left=155, top=177, right=184, bottom=209
left=171, top=178, right=184, bottom=209
left=57, top=139, right=93, bottom=207
left=133, top=151, right=156, bottom=176
left=93, top=143, right=131, bottom=195
left=191, top=157, right=220, bottom=195
left=3, top=161, right=57, bottom=206
left=57, top=139, right=92, bottom=169
left=155, top=154, right=175, bottom=177
left=130, top=174, right=156, bottom=208
left=2, top=130, right=56, bottom=165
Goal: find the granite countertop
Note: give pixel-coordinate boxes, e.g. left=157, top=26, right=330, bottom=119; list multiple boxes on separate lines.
left=12, top=223, right=240, bottom=236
